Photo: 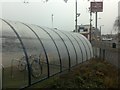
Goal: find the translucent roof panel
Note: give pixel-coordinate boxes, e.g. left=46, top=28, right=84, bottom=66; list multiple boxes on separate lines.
left=1, top=19, right=29, bottom=88
left=1, top=19, right=93, bottom=89
left=72, top=34, right=87, bottom=62
left=27, top=25, right=61, bottom=77
left=51, top=30, right=76, bottom=67
left=42, top=27, right=69, bottom=70
left=79, top=34, right=93, bottom=59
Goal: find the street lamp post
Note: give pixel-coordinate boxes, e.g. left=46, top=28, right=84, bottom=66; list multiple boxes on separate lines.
left=99, top=25, right=104, bottom=60
left=100, top=25, right=104, bottom=40
left=89, top=8, right=92, bottom=42
left=52, top=14, right=54, bottom=29
left=75, top=0, right=80, bottom=33
left=75, top=0, right=77, bottom=32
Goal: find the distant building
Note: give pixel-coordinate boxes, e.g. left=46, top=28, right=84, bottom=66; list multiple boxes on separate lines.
left=73, top=24, right=100, bottom=41
left=77, top=24, right=90, bottom=40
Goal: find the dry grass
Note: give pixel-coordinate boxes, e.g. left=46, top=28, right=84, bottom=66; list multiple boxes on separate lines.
left=29, top=58, right=119, bottom=88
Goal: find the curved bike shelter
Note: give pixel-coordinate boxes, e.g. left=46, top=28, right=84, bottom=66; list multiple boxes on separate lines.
left=0, top=19, right=93, bottom=89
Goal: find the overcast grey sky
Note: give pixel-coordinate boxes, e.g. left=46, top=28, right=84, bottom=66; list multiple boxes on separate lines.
left=0, top=0, right=119, bottom=34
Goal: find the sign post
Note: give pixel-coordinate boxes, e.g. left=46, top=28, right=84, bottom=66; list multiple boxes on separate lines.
left=90, top=1, right=103, bottom=58
left=90, top=1, right=103, bottom=42
left=90, top=2, right=103, bottom=12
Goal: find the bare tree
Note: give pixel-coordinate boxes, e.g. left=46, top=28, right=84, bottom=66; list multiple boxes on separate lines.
left=114, top=16, right=120, bottom=32
left=114, top=16, right=120, bottom=42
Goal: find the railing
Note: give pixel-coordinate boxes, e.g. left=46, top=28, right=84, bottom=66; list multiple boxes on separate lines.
left=91, top=41, right=120, bottom=68
left=91, top=41, right=120, bottom=50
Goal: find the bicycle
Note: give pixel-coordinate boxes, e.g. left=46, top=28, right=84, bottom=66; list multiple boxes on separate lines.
left=17, top=54, right=43, bottom=78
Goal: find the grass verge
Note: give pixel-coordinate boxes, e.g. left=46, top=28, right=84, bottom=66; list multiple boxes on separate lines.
left=28, top=58, right=119, bottom=88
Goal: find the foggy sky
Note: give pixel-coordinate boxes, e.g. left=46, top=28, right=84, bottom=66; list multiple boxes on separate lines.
left=0, top=0, right=119, bottom=34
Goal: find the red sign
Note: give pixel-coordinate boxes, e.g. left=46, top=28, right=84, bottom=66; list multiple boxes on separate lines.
left=90, top=2, right=103, bottom=12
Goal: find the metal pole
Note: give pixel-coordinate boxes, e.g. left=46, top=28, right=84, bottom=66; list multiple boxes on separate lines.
left=95, top=12, right=98, bottom=58
left=52, top=14, right=53, bottom=29
left=100, top=26, right=101, bottom=39
left=75, top=0, right=77, bottom=32
left=95, top=12, right=98, bottom=32
left=90, top=10, right=92, bottom=42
